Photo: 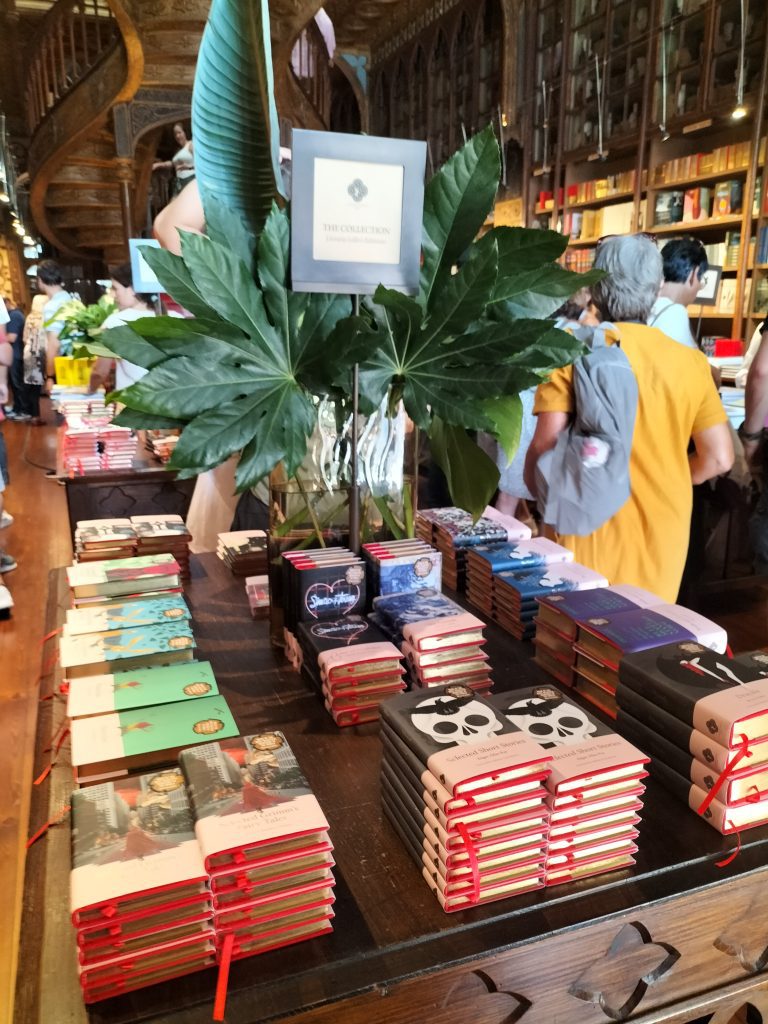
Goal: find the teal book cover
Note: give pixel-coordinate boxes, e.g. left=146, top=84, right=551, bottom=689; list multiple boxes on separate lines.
left=67, top=661, right=219, bottom=718
left=64, top=595, right=190, bottom=636
left=61, top=620, right=195, bottom=670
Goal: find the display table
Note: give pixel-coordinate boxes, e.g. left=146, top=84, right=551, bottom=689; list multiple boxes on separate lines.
left=17, top=555, right=768, bottom=1024
left=55, top=432, right=195, bottom=543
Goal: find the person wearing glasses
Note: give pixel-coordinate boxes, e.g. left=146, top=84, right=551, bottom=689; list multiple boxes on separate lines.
left=647, top=237, right=709, bottom=349
left=524, top=234, right=733, bottom=603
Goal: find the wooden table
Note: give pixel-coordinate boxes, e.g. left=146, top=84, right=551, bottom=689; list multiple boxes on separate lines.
left=17, top=555, right=768, bottom=1024
left=55, top=432, right=195, bottom=543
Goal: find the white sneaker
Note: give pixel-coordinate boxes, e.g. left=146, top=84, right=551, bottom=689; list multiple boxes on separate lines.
left=0, top=512, right=13, bottom=529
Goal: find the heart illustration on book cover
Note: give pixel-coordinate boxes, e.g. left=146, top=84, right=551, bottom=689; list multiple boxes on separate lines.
left=311, top=618, right=369, bottom=645
left=305, top=580, right=361, bottom=619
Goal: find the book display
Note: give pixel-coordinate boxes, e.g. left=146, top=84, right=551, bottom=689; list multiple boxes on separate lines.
left=415, top=507, right=531, bottom=590
left=74, top=517, right=192, bottom=579
left=216, top=531, right=269, bottom=577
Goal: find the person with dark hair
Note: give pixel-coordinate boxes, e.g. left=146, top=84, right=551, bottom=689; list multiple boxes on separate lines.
left=647, top=237, right=709, bottom=349
left=153, top=122, right=195, bottom=195
left=2, top=296, right=28, bottom=421
left=88, top=263, right=156, bottom=393
left=36, top=259, right=73, bottom=390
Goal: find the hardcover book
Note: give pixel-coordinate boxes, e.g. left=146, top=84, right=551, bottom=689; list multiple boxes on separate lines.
left=66, top=554, right=181, bottom=599
left=619, top=641, right=768, bottom=747
left=318, top=641, right=403, bottom=682
left=402, top=611, right=485, bottom=652
left=60, top=620, right=195, bottom=678
left=466, top=538, right=574, bottom=575
left=293, top=560, right=367, bottom=624
left=179, top=731, right=330, bottom=871
left=577, top=609, right=698, bottom=666
left=70, top=769, right=207, bottom=922
left=64, top=595, right=191, bottom=636
left=71, top=696, right=239, bottom=784
left=536, top=585, right=661, bottom=639
left=494, top=563, right=609, bottom=603
left=296, top=615, right=389, bottom=657
left=417, top=507, right=528, bottom=547
left=379, top=684, right=551, bottom=797
left=372, top=588, right=466, bottom=630
left=368, top=548, right=443, bottom=596
left=66, top=661, right=219, bottom=719
left=646, top=758, right=768, bottom=835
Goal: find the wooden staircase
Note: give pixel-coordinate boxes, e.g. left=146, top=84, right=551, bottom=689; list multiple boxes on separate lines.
left=26, top=0, right=346, bottom=268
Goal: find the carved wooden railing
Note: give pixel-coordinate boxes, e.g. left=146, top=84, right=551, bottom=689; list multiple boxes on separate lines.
left=25, top=0, right=119, bottom=137
left=290, top=18, right=332, bottom=127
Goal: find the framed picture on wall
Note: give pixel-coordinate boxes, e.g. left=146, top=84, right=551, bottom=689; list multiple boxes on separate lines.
left=695, top=264, right=721, bottom=307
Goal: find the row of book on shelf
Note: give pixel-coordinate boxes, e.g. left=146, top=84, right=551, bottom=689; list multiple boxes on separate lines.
left=52, top=506, right=768, bottom=1008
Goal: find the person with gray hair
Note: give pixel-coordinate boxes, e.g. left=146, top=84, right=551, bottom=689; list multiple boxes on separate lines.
left=524, top=233, right=734, bottom=602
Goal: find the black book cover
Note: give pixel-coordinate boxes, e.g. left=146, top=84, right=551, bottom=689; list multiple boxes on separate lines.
left=489, top=686, right=613, bottom=748
left=296, top=615, right=388, bottom=658
left=616, top=709, right=692, bottom=779
left=372, top=589, right=464, bottom=631
left=615, top=683, right=695, bottom=753
left=293, top=560, right=366, bottom=625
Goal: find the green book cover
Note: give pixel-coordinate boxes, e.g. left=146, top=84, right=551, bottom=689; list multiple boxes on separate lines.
left=66, top=661, right=219, bottom=718
left=66, top=553, right=179, bottom=588
left=71, top=695, right=240, bottom=767
left=60, top=620, right=195, bottom=670
left=64, top=595, right=190, bottom=636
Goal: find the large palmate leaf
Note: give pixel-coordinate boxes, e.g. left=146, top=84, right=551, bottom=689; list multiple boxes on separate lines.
left=139, top=245, right=223, bottom=321
left=429, top=417, right=500, bottom=520
left=113, top=207, right=350, bottom=489
left=192, top=0, right=283, bottom=243
left=420, top=125, right=500, bottom=307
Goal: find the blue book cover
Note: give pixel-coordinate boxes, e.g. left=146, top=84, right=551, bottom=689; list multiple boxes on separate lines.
left=580, top=608, right=696, bottom=655
left=537, top=585, right=659, bottom=622
left=378, top=552, right=442, bottom=596
left=373, top=589, right=464, bottom=630
left=495, top=563, right=607, bottom=600
left=468, top=538, right=572, bottom=574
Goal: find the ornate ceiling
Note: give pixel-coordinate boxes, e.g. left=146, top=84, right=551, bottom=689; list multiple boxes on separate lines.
left=323, top=0, right=430, bottom=52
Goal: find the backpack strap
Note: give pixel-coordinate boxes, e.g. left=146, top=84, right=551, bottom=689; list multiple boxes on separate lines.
left=648, top=299, right=675, bottom=327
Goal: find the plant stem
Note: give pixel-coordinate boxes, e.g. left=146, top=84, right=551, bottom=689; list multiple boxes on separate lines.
left=294, top=475, right=326, bottom=548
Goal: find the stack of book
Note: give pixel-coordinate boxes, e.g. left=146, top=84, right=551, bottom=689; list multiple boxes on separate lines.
left=61, top=420, right=138, bottom=474
left=572, top=604, right=727, bottom=717
left=490, top=687, right=648, bottom=886
left=180, top=732, right=336, bottom=961
left=492, top=563, right=608, bottom=641
left=132, top=515, right=192, bottom=580
left=63, top=593, right=191, bottom=638
left=74, top=519, right=138, bottom=561
left=145, top=430, right=180, bottom=463
left=465, top=538, right=574, bottom=619
left=66, top=553, right=183, bottom=608
left=379, top=686, right=553, bottom=911
left=535, top=585, right=661, bottom=689
left=245, top=575, right=270, bottom=619
left=616, top=643, right=768, bottom=835
left=362, top=539, right=442, bottom=596
left=216, top=531, right=268, bottom=576
left=372, top=588, right=474, bottom=646
left=415, top=507, right=531, bottom=590
left=71, top=770, right=215, bottom=1004
left=296, top=615, right=406, bottom=726
left=401, top=611, right=491, bottom=694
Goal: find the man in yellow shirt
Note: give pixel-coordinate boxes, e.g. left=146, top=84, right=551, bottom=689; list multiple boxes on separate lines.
left=524, top=234, right=733, bottom=603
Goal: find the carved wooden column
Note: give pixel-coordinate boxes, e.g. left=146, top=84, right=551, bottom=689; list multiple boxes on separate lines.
left=114, top=102, right=135, bottom=255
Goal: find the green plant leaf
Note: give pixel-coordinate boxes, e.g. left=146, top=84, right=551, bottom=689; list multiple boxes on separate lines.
left=192, top=0, right=283, bottom=242
left=420, top=235, right=498, bottom=342
left=203, top=194, right=257, bottom=274
left=429, top=417, right=500, bottom=520
left=232, top=389, right=317, bottom=491
left=482, top=394, right=523, bottom=465
left=139, top=245, right=221, bottom=320
left=113, top=407, right=186, bottom=430
left=491, top=264, right=605, bottom=319
left=420, top=126, right=500, bottom=306
left=98, top=325, right=167, bottom=368
left=493, top=226, right=569, bottom=269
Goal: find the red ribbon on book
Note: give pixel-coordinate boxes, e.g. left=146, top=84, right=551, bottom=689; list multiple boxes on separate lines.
left=696, top=733, right=752, bottom=817
left=26, top=804, right=70, bottom=850
left=40, top=627, right=62, bottom=644
left=213, top=932, right=235, bottom=1022
left=455, top=821, right=481, bottom=905
left=34, top=727, right=70, bottom=785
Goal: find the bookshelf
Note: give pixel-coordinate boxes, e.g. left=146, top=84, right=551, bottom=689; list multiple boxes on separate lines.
left=520, top=0, right=768, bottom=340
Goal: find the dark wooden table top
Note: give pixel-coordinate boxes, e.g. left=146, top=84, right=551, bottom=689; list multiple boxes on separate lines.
left=21, top=554, right=768, bottom=1024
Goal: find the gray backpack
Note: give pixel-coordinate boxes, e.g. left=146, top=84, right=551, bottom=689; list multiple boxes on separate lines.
left=535, top=323, right=639, bottom=536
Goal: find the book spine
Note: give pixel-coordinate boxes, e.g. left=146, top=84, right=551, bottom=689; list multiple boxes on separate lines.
left=616, top=660, right=697, bottom=725
left=615, top=683, right=696, bottom=753
left=616, top=711, right=693, bottom=779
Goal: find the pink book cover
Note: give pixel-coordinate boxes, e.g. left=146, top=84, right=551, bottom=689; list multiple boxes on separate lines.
left=404, top=612, right=485, bottom=651
left=401, top=640, right=488, bottom=670
left=548, top=801, right=643, bottom=840
left=228, top=913, right=334, bottom=961
left=422, top=763, right=549, bottom=817
left=545, top=853, right=636, bottom=886
left=77, top=912, right=213, bottom=965
left=324, top=674, right=404, bottom=699
left=318, top=641, right=403, bottom=681
left=412, top=660, right=492, bottom=686
left=547, top=789, right=646, bottom=824
left=208, top=838, right=334, bottom=884
left=690, top=757, right=768, bottom=806
left=545, top=837, right=638, bottom=869
left=423, top=828, right=547, bottom=873
left=652, top=604, right=728, bottom=654
left=75, top=891, right=211, bottom=940
left=692, top=678, right=768, bottom=747
left=211, top=862, right=335, bottom=908
left=424, top=810, right=548, bottom=858
left=546, top=734, right=650, bottom=793
left=423, top=802, right=549, bottom=850
left=689, top=729, right=768, bottom=773
left=428, top=731, right=552, bottom=798
left=322, top=680, right=403, bottom=707
left=687, top=784, right=768, bottom=834
left=424, top=786, right=547, bottom=835
left=548, top=822, right=640, bottom=853
left=421, top=847, right=544, bottom=886
left=81, top=952, right=216, bottom=1004
left=213, top=881, right=336, bottom=927
left=548, top=777, right=647, bottom=810
left=78, top=929, right=215, bottom=984
left=423, top=865, right=543, bottom=911
left=324, top=698, right=380, bottom=727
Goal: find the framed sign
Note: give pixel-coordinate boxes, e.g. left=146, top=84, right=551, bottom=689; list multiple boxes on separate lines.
left=291, top=130, right=427, bottom=295
left=695, top=264, right=721, bottom=307
left=129, top=238, right=162, bottom=294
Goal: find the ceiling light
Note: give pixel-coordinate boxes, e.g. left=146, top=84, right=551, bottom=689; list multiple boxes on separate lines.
left=22, top=233, right=35, bottom=245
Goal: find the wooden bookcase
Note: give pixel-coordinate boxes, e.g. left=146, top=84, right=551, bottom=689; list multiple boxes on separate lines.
left=520, top=0, right=768, bottom=341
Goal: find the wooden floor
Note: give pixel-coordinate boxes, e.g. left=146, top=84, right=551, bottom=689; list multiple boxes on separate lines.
left=0, top=410, right=71, bottom=1024
left=1, top=411, right=768, bottom=1024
